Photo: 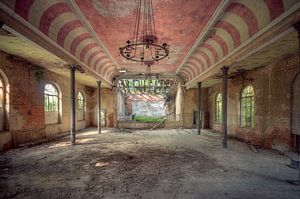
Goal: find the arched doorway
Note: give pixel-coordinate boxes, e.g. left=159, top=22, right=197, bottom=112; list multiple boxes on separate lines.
left=292, top=73, right=300, bottom=152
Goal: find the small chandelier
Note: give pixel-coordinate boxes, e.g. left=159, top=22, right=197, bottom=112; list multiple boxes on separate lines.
left=119, top=0, right=169, bottom=65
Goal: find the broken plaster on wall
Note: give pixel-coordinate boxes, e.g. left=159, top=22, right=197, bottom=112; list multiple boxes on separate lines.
left=9, top=107, right=25, bottom=131
left=92, top=0, right=136, bottom=18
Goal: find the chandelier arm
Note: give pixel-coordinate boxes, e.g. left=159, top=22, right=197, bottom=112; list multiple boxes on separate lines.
left=147, top=0, right=151, bottom=36
left=132, top=0, right=139, bottom=43
left=142, top=0, right=147, bottom=38
left=150, top=0, right=156, bottom=36
left=134, top=0, right=142, bottom=57
left=150, top=45, right=155, bottom=61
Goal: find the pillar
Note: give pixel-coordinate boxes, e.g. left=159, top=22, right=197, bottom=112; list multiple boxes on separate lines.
left=293, top=21, right=300, bottom=185
left=197, top=82, right=202, bottom=135
left=97, top=81, right=102, bottom=134
left=70, top=65, right=76, bottom=145
left=222, top=67, right=228, bottom=148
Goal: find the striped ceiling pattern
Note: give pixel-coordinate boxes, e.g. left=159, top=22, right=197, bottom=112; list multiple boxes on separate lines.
left=1, top=0, right=298, bottom=84
left=178, top=0, right=298, bottom=82
left=2, top=0, right=117, bottom=81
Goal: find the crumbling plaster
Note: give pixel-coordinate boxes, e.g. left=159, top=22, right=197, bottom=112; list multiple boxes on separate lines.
left=0, top=51, right=110, bottom=151
left=208, top=54, right=299, bottom=150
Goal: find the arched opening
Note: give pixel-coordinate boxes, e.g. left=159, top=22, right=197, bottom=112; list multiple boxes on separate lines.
left=0, top=70, right=9, bottom=131
left=240, top=85, right=255, bottom=128
left=77, top=91, right=85, bottom=121
left=215, top=93, right=222, bottom=124
left=44, top=83, right=60, bottom=125
left=291, top=73, right=300, bottom=152
left=175, top=84, right=183, bottom=121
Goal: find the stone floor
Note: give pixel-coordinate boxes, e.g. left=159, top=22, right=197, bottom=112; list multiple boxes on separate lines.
left=0, top=128, right=299, bottom=199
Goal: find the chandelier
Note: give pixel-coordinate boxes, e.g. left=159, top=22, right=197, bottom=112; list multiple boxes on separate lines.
left=119, top=0, right=169, bottom=65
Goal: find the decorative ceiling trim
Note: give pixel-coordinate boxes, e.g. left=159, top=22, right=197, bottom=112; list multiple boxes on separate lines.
left=175, top=0, right=231, bottom=73
left=180, top=0, right=299, bottom=85
left=67, top=0, right=118, bottom=68
left=114, top=74, right=185, bottom=86
left=235, top=27, right=295, bottom=62
left=185, top=3, right=300, bottom=88
left=0, top=1, right=113, bottom=87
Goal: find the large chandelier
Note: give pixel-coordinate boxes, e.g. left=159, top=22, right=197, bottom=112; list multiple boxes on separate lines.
left=119, top=0, right=169, bottom=65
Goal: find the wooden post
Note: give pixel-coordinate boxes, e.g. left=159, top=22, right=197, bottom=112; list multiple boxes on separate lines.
left=97, top=81, right=102, bottom=134
left=222, top=67, right=228, bottom=148
left=70, top=64, right=76, bottom=145
left=197, top=82, right=202, bottom=135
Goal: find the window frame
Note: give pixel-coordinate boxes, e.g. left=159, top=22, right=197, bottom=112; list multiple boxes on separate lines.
left=77, top=91, right=85, bottom=121
left=44, top=83, right=59, bottom=112
left=0, top=78, right=4, bottom=108
left=215, top=93, right=222, bottom=124
left=77, top=91, right=85, bottom=111
left=240, top=85, right=255, bottom=128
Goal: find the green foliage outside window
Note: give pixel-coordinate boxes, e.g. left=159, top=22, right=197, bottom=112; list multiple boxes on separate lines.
left=44, top=84, right=58, bottom=112
left=215, top=93, right=222, bottom=124
left=78, top=91, right=84, bottom=110
left=241, top=86, right=254, bottom=128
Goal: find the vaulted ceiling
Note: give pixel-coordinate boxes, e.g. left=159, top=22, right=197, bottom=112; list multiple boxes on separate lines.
left=0, top=0, right=299, bottom=87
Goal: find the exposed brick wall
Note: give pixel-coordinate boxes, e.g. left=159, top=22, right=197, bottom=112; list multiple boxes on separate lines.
left=207, top=54, right=299, bottom=150
left=90, top=87, right=116, bottom=128
left=0, top=51, right=98, bottom=150
left=0, top=52, right=46, bottom=145
left=183, top=88, right=208, bottom=128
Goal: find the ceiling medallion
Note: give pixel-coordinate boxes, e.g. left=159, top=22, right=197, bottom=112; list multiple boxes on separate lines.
left=119, top=0, right=169, bottom=66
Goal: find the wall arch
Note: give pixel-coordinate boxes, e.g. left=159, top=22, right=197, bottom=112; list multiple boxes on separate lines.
left=77, top=90, right=85, bottom=121
left=0, top=69, right=9, bottom=131
left=44, top=82, right=62, bottom=125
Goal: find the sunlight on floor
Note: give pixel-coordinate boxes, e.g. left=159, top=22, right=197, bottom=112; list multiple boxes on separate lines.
left=79, top=129, right=110, bottom=136
left=77, top=138, right=95, bottom=143
left=80, top=130, right=98, bottom=136
left=48, top=141, right=70, bottom=149
left=95, top=162, right=110, bottom=168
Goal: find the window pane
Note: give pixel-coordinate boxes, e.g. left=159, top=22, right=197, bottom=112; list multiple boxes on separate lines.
left=78, top=92, right=84, bottom=110
left=44, top=84, right=59, bottom=112
left=44, top=96, right=48, bottom=111
left=45, top=84, right=58, bottom=95
left=215, top=93, right=222, bottom=124
left=241, top=86, right=254, bottom=128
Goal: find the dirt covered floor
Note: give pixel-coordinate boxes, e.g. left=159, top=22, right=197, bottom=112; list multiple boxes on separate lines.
left=0, top=128, right=299, bottom=198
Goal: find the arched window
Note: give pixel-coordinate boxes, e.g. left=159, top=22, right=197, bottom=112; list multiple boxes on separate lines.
left=0, top=78, right=4, bottom=108
left=77, top=91, right=85, bottom=121
left=78, top=91, right=84, bottom=110
left=240, top=85, right=254, bottom=128
left=0, top=70, right=9, bottom=131
left=44, top=83, right=59, bottom=124
left=44, top=84, right=58, bottom=111
left=215, top=93, right=222, bottom=124
left=0, top=77, right=5, bottom=131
